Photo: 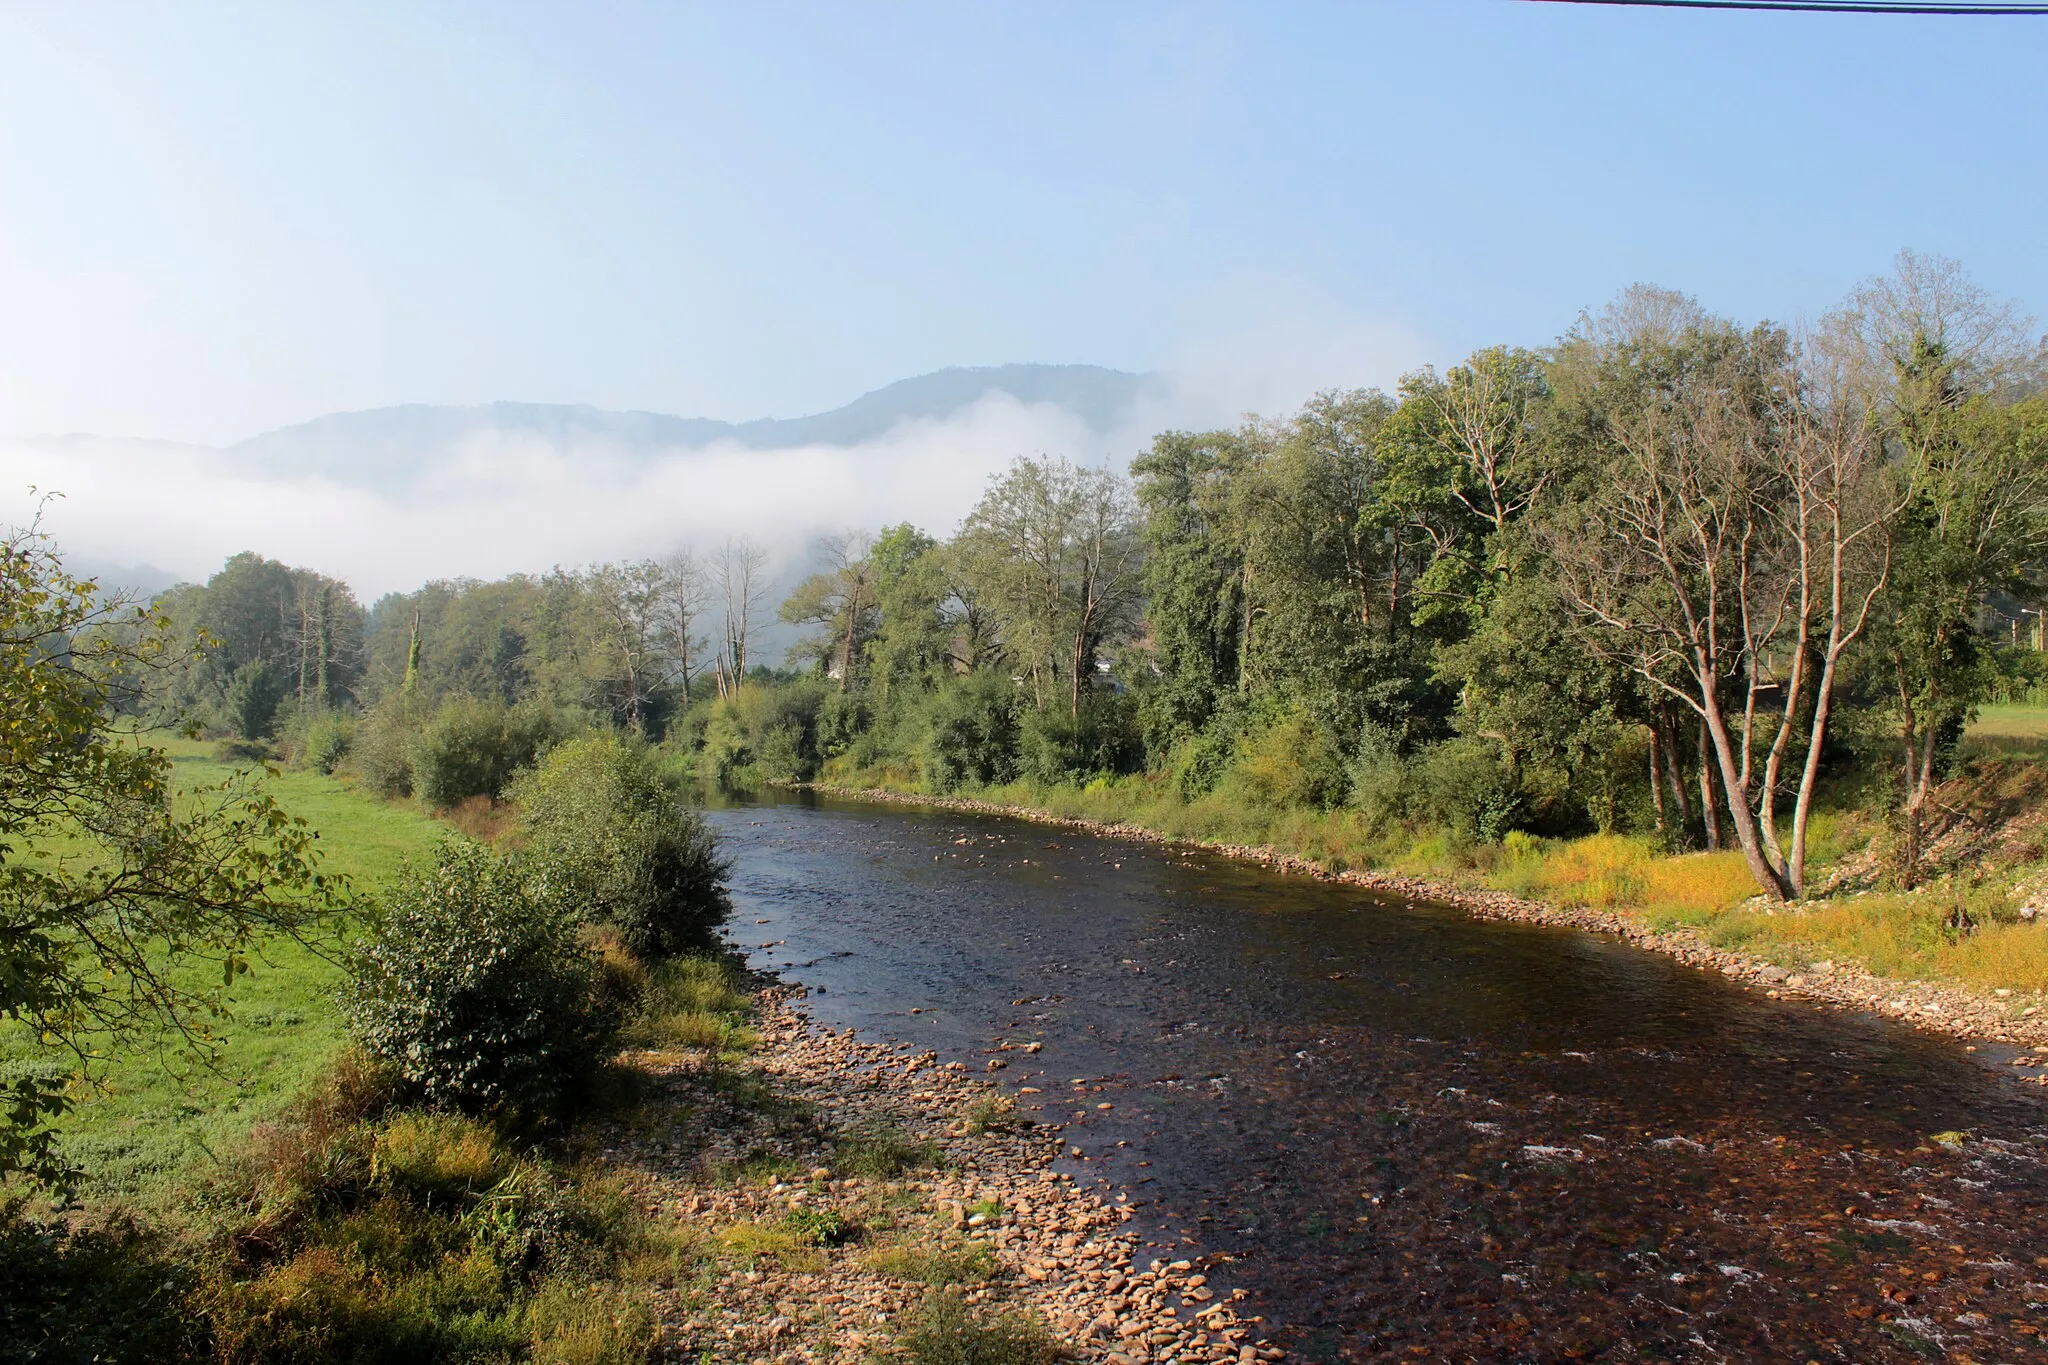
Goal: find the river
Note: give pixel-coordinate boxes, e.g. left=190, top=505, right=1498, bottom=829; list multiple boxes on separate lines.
left=705, top=790, right=2048, bottom=1362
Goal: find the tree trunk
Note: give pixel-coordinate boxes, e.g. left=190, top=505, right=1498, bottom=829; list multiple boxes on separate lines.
left=1662, top=714, right=1693, bottom=834
left=314, top=586, right=330, bottom=707
left=1697, top=717, right=1722, bottom=852
left=1699, top=694, right=1795, bottom=901
left=1647, top=722, right=1667, bottom=834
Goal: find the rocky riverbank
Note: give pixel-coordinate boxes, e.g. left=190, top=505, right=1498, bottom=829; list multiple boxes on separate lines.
left=805, top=784, right=2048, bottom=1057
left=600, top=985, right=1285, bottom=1364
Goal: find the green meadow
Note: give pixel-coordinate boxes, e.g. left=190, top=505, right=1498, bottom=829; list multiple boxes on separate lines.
left=0, top=736, right=446, bottom=1199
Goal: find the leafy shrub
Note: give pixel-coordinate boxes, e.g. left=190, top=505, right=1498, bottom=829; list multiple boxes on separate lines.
left=412, top=697, right=565, bottom=809
left=224, top=658, right=288, bottom=740
left=1227, top=709, right=1349, bottom=810
left=1412, top=737, right=1526, bottom=842
left=690, top=683, right=829, bottom=787
left=1015, top=696, right=1142, bottom=787
left=213, top=737, right=277, bottom=764
left=352, top=700, right=417, bottom=799
left=1167, top=707, right=1245, bottom=800
left=303, top=711, right=354, bottom=774
left=816, top=689, right=867, bottom=760
left=0, top=1196, right=200, bottom=1364
left=341, top=842, right=617, bottom=1121
left=748, top=682, right=827, bottom=782
left=921, top=674, right=1021, bottom=792
left=1354, top=734, right=1527, bottom=843
left=513, top=734, right=731, bottom=958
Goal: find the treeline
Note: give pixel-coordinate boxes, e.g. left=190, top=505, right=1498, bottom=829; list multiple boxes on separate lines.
left=155, top=254, right=2048, bottom=901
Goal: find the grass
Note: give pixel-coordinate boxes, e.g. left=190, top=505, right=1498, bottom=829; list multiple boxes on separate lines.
left=1965, top=702, right=2048, bottom=759
left=1, top=1056, right=671, bottom=1364
left=888, top=1290, right=1063, bottom=1365
left=0, top=734, right=447, bottom=1198
left=866, top=1237, right=998, bottom=1287
left=622, top=954, right=757, bottom=1054
left=832, top=1122, right=943, bottom=1181
left=713, top=1218, right=828, bottom=1272
left=959, top=1094, right=1017, bottom=1135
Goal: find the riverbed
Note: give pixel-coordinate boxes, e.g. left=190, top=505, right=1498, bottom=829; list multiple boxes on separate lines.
left=706, top=790, right=2048, bottom=1362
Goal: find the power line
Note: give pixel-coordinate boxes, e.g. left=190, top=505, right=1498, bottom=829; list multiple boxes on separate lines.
left=1523, top=0, right=2048, bottom=14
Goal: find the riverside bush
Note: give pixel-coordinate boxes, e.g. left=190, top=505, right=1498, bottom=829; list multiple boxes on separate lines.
left=341, top=842, right=617, bottom=1121
left=411, top=697, right=564, bottom=809
left=1015, top=696, right=1141, bottom=787
left=921, top=674, right=1020, bottom=792
left=513, top=734, right=730, bottom=958
left=1227, top=709, right=1349, bottom=810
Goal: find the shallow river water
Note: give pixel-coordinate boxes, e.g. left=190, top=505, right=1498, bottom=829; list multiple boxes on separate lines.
left=706, top=791, right=2048, bottom=1363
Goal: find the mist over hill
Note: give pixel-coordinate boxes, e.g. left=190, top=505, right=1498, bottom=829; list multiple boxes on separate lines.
left=227, top=364, right=1158, bottom=495
left=0, top=364, right=1182, bottom=596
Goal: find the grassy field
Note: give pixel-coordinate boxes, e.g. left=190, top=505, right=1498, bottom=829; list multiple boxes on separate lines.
left=1963, top=702, right=2048, bottom=759
left=0, top=736, right=446, bottom=1199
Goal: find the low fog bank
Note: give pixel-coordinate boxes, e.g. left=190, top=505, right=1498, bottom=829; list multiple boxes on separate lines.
left=0, top=325, right=1424, bottom=604
left=2, top=395, right=1121, bottom=601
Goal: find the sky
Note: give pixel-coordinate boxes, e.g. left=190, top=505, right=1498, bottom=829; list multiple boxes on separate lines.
left=0, top=0, right=2044, bottom=588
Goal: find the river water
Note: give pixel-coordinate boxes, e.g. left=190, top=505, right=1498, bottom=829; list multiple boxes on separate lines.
left=705, top=791, right=2048, bottom=1363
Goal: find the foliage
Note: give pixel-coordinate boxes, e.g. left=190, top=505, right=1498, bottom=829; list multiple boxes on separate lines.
left=1015, top=695, right=1142, bottom=788
left=514, top=734, right=731, bottom=956
left=1224, top=708, right=1351, bottom=811
left=623, top=954, right=754, bottom=1052
left=194, top=1065, right=655, bottom=1365
left=350, top=697, right=417, bottom=799
left=954, top=456, right=1143, bottom=718
left=340, top=841, right=617, bottom=1121
left=831, top=1122, right=941, bottom=1180
left=866, top=1238, right=998, bottom=1287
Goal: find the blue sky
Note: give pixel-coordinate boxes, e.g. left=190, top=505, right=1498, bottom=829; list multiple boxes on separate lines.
left=2, top=0, right=2044, bottom=445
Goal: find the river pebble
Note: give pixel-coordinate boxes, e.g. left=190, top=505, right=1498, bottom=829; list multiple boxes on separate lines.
left=596, top=984, right=1285, bottom=1362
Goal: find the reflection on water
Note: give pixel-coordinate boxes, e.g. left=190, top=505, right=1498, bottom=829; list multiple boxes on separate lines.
left=706, top=792, right=2048, bottom=1363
